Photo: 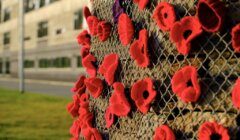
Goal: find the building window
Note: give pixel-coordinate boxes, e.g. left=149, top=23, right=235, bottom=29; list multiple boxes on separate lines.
left=77, top=56, right=82, bottom=67
left=39, top=59, right=52, bottom=68
left=37, top=21, right=48, bottom=38
left=74, top=9, right=83, bottom=30
left=6, top=59, right=10, bottom=74
left=39, top=0, right=46, bottom=8
left=25, top=0, right=35, bottom=13
left=0, top=59, right=2, bottom=74
left=39, top=57, right=71, bottom=68
left=3, top=8, right=10, bottom=22
left=50, top=0, right=60, bottom=3
left=3, top=32, right=10, bottom=45
left=24, top=60, right=35, bottom=68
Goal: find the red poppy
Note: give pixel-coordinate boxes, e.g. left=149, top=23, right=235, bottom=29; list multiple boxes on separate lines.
left=71, top=75, right=86, bottom=95
left=198, top=121, right=230, bottom=140
left=81, top=113, right=94, bottom=137
left=83, top=6, right=91, bottom=20
left=105, top=107, right=115, bottom=128
left=97, top=21, right=111, bottom=42
left=232, top=78, right=240, bottom=109
left=84, top=77, right=103, bottom=98
left=153, top=125, right=176, bottom=140
left=79, top=93, right=89, bottom=106
left=70, top=119, right=81, bottom=140
left=170, top=16, right=202, bottom=55
left=152, top=2, right=176, bottom=32
left=109, top=82, right=131, bottom=117
left=67, top=94, right=80, bottom=117
left=87, top=16, right=99, bottom=36
left=231, top=24, right=240, bottom=53
left=82, top=54, right=97, bottom=78
left=81, top=45, right=90, bottom=59
left=131, top=78, right=156, bottom=114
left=99, top=53, right=119, bottom=85
left=118, top=13, right=134, bottom=46
left=197, top=0, right=225, bottom=33
left=130, top=29, right=150, bottom=67
left=77, top=30, right=91, bottom=46
left=171, top=66, right=201, bottom=103
left=133, top=0, right=149, bottom=10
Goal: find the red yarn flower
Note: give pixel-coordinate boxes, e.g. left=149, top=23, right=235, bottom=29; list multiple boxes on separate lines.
left=171, top=66, right=201, bottom=103
left=80, top=45, right=90, bottom=58
left=118, top=13, right=134, bottom=46
left=80, top=93, right=89, bottom=106
left=105, top=107, right=115, bottom=128
left=198, top=121, right=230, bottom=140
left=152, top=2, right=176, bottom=31
left=231, top=24, right=240, bottom=53
left=133, top=0, right=149, bottom=10
left=83, top=6, right=91, bottom=20
left=87, top=16, right=99, bottom=36
left=131, top=78, right=156, bottom=114
left=99, top=53, right=119, bottom=85
left=232, top=78, right=240, bottom=109
left=70, top=119, right=81, bottom=140
left=109, top=82, right=131, bottom=117
left=77, top=30, right=91, bottom=46
left=153, top=125, right=176, bottom=140
left=71, top=75, right=86, bottom=95
left=83, top=128, right=102, bottom=140
left=197, top=0, right=225, bottom=33
left=170, top=16, right=202, bottom=55
left=67, top=94, right=80, bottom=118
left=84, top=77, right=103, bottom=98
left=130, top=29, right=150, bottom=67
left=97, top=21, right=112, bottom=42
left=82, top=54, right=97, bottom=78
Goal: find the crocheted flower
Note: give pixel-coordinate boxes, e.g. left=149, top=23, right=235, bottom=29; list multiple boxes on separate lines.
left=99, top=53, right=119, bottom=85
left=133, top=0, right=149, bottom=10
left=70, top=119, right=81, bottom=140
left=71, top=75, right=86, bottom=95
left=97, top=21, right=111, bottom=42
left=152, top=2, right=176, bottom=31
left=77, top=30, right=91, bottom=46
left=232, top=78, right=240, bottom=109
left=84, top=77, right=103, bottom=98
left=198, top=121, right=230, bottom=140
left=171, top=66, right=201, bottom=103
left=81, top=45, right=90, bottom=58
left=67, top=94, right=80, bottom=117
left=170, top=16, right=202, bottom=55
left=153, top=125, right=176, bottom=140
left=105, top=107, right=115, bottom=128
left=131, top=78, right=156, bottom=114
left=87, top=16, right=99, bottom=36
left=197, top=0, right=225, bottom=32
left=84, top=128, right=102, bottom=140
left=112, top=0, right=125, bottom=23
left=82, top=54, right=97, bottom=78
left=118, top=13, right=134, bottom=46
left=130, top=29, right=150, bottom=67
left=83, top=6, right=91, bottom=20
left=231, top=24, right=240, bottom=53
left=80, top=93, right=89, bottom=106
left=109, top=82, right=131, bottom=117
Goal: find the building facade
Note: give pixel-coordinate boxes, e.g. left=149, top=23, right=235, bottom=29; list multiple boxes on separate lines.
left=0, top=0, right=89, bottom=81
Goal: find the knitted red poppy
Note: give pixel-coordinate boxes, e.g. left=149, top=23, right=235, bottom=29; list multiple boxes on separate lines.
left=171, top=66, right=201, bottom=103
left=130, top=29, right=150, bottom=67
left=170, top=16, right=202, bottom=55
left=83, top=128, right=102, bottom=140
left=133, top=0, right=149, bottom=10
left=99, top=53, right=119, bottom=85
left=70, top=119, right=81, bottom=140
left=231, top=24, right=240, bottom=53
left=71, top=75, right=86, bottom=95
left=83, top=6, right=91, bottom=20
left=131, top=78, right=156, bottom=114
left=153, top=125, right=176, bottom=140
left=87, top=16, right=99, bottom=36
left=77, top=30, right=91, bottom=46
left=232, top=78, right=240, bottom=109
left=81, top=45, right=90, bottom=59
left=118, top=13, right=134, bottom=46
left=97, top=21, right=112, bottom=42
left=198, top=121, right=229, bottom=140
left=84, top=77, right=103, bottom=98
left=79, top=93, right=89, bottom=106
left=105, top=107, right=115, bottom=128
left=82, top=54, right=97, bottom=78
left=109, top=82, right=131, bottom=117
left=67, top=94, right=80, bottom=118
left=152, top=2, right=176, bottom=32
left=197, top=0, right=225, bottom=33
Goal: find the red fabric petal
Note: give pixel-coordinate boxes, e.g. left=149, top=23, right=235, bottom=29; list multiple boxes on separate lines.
left=67, top=94, right=80, bottom=117
left=118, top=13, right=134, bottom=46
left=152, top=2, right=176, bottom=31
left=77, top=30, right=91, bottom=46
left=170, top=16, right=202, bottom=55
left=130, top=29, right=150, bottom=67
left=232, top=78, right=240, bottom=109
left=84, top=77, right=103, bottom=98
left=153, top=125, right=176, bottom=140
left=87, top=16, right=99, bottom=36
left=105, top=107, right=115, bottom=128
left=81, top=45, right=90, bottom=59
left=109, top=82, right=131, bottom=117
left=231, top=24, right=240, bottom=53
left=197, top=0, right=225, bottom=33
left=97, top=21, right=111, bottom=42
left=70, top=119, right=81, bottom=140
left=171, top=66, right=201, bottom=103
left=82, top=54, right=97, bottom=78
left=133, top=0, right=149, bottom=10
left=83, top=6, right=91, bottom=20
left=130, top=78, right=156, bottom=114
left=80, top=93, right=90, bottom=106
left=71, top=75, right=86, bottom=95
left=198, top=121, right=229, bottom=140
left=99, top=53, right=119, bottom=85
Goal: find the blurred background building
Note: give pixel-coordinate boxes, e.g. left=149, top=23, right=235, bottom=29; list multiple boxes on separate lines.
left=0, top=0, right=89, bottom=82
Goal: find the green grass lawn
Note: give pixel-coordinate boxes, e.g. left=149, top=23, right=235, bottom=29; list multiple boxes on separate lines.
left=0, top=88, right=72, bottom=140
